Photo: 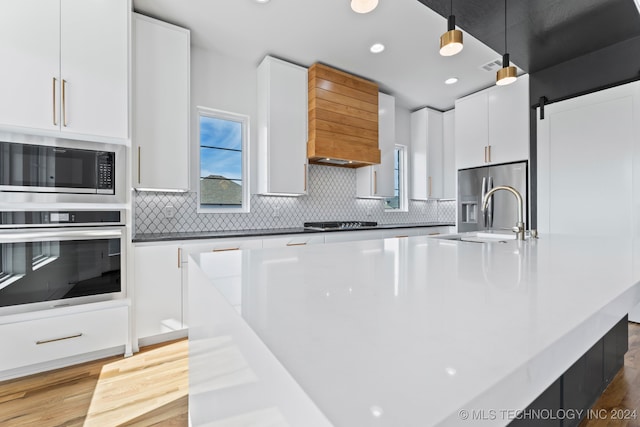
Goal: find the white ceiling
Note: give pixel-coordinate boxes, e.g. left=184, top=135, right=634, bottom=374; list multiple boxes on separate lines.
left=133, top=0, right=515, bottom=111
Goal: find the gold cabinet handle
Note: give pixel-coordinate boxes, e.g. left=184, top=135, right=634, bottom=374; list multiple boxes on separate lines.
left=484, top=146, right=488, bottom=163
left=428, top=176, right=432, bottom=198
left=62, top=79, right=67, bottom=127
left=213, top=247, right=240, bottom=252
left=487, top=145, right=492, bottom=163
left=137, top=146, right=141, bottom=184
left=395, top=235, right=409, bottom=238
left=177, top=248, right=181, bottom=268
left=373, top=170, right=377, bottom=195
left=36, top=333, right=82, bottom=345
left=428, top=232, right=441, bottom=236
left=52, top=77, right=58, bottom=126
left=286, top=242, right=307, bottom=246
left=304, top=164, right=307, bottom=191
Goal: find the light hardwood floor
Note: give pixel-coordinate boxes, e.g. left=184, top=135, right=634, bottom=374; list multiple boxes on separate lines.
left=0, top=325, right=638, bottom=426
left=0, top=339, right=188, bottom=426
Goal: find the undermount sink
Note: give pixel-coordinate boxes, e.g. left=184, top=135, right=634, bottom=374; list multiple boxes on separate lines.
left=432, top=231, right=518, bottom=243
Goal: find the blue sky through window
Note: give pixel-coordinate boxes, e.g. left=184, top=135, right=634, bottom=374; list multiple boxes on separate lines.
left=200, top=116, right=242, bottom=181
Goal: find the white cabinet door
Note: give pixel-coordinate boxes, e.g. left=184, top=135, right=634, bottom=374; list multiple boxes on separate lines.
left=257, top=56, right=308, bottom=195
left=60, top=0, right=128, bottom=140
left=133, top=14, right=190, bottom=191
left=442, top=110, right=456, bottom=199
left=455, top=91, right=488, bottom=170
left=0, top=0, right=128, bottom=140
left=488, top=74, right=529, bottom=164
left=455, top=75, right=529, bottom=169
left=0, top=0, right=60, bottom=132
left=134, top=244, right=184, bottom=340
left=411, top=108, right=443, bottom=199
left=357, top=92, right=395, bottom=198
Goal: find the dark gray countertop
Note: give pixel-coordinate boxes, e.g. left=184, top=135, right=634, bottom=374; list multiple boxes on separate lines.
left=132, top=222, right=454, bottom=243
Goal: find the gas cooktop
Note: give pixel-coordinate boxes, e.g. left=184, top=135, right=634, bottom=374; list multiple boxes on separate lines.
left=303, top=221, right=378, bottom=231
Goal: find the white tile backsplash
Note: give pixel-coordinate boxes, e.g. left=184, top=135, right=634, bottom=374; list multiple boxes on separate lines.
left=134, top=165, right=455, bottom=233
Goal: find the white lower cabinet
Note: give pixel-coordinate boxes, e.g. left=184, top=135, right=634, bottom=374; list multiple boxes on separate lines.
left=0, top=303, right=129, bottom=374
left=134, top=243, right=184, bottom=343
left=134, top=237, right=262, bottom=345
left=134, top=228, right=450, bottom=344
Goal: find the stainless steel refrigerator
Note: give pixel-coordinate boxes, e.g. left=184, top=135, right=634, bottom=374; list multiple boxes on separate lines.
left=458, top=161, right=528, bottom=233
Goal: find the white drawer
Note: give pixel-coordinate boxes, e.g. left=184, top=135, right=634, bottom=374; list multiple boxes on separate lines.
left=0, top=305, right=128, bottom=371
left=181, top=238, right=262, bottom=261
left=323, top=229, right=386, bottom=243
left=261, top=234, right=325, bottom=248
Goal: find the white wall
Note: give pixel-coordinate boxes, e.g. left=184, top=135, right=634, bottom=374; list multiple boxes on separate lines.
left=394, top=104, right=411, bottom=148
left=189, top=47, right=415, bottom=195
left=190, top=46, right=259, bottom=190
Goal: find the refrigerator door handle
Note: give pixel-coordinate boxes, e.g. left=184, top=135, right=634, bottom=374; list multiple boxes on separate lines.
left=481, top=177, right=488, bottom=227
left=488, top=176, right=494, bottom=228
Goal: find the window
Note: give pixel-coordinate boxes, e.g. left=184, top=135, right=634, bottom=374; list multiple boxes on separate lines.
left=385, top=145, right=408, bottom=211
left=197, top=107, right=250, bottom=213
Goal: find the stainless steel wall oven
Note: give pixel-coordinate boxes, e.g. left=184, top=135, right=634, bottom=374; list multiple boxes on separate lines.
left=0, top=210, right=125, bottom=315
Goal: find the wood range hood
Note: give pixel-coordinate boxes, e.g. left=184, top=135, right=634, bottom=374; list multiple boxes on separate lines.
left=307, top=63, right=381, bottom=168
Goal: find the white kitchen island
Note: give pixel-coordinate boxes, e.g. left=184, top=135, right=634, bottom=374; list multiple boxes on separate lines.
left=188, top=234, right=640, bottom=427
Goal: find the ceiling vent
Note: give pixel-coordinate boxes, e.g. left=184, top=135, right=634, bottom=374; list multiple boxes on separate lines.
left=480, top=58, right=503, bottom=72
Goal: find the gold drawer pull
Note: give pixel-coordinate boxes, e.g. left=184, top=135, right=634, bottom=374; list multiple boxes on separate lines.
left=36, top=333, right=82, bottom=345
left=395, top=235, right=409, bottom=238
left=428, top=232, right=441, bottom=236
left=286, top=242, right=307, bottom=246
left=213, top=247, right=240, bottom=252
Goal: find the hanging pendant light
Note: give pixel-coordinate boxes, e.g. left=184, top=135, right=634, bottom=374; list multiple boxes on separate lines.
left=439, top=0, right=463, bottom=56
left=496, top=0, right=517, bottom=86
left=351, top=0, right=378, bottom=14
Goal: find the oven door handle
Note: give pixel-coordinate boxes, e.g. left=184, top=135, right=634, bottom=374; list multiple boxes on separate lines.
left=0, top=227, right=124, bottom=244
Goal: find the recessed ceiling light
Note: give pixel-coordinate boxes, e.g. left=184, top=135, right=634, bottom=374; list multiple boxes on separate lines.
left=255, top=0, right=270, bottom=3
left=370, top=43, right=385, bottom=54
left=445, top=77, right=458, bottom=85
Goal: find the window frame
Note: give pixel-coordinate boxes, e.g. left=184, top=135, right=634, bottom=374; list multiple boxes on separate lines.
left=196, top=106, right=250, bottom=214
left=385, top=144, right=408, bottom=212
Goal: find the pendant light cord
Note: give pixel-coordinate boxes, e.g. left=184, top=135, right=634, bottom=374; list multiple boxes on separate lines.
left=504, top=0, right=508, bottom=53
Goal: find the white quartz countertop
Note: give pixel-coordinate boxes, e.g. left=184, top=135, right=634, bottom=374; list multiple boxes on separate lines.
left=188, top=234, right=640, bottom=427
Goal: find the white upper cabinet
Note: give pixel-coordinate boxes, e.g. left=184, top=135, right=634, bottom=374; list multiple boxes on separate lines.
left=60, top=0, right=128, bottom=140
left=411, top=107, right=443, bottom=200
left=488, top=74, right=529, bottom=164
left=454, top=90, right=488, bottom=170
left=0, top=0, right=59, bottom=133
left=442, top=110, right=456, bottom=199
left=133, top=13, right=190, bottom=191
left=257, top=56, right=308, bottom=195
left=0, top=0, right=128, bottom=141
left=357, top=92, right=395, bottom=198
left=455, top=74, right=529, bottom=169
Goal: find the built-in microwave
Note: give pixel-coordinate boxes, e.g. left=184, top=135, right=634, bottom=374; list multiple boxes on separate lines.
left=0, top=132, right=125, bottom=204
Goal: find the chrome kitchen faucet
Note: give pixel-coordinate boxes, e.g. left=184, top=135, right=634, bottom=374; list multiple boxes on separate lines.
left=482, top=185, right=526, bottom=241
